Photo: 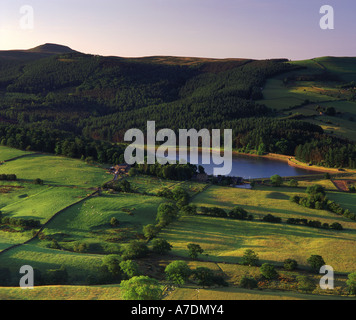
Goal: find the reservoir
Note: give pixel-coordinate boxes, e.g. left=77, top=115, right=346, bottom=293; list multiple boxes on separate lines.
left=167, top=152, right=320, bottom=179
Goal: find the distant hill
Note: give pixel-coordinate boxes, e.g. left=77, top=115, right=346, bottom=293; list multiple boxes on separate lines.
left=0, top=43, right=355, bottom=170
left=0, top=43, right=77, bottom=62
left=27, top=43, right=77, bottom=54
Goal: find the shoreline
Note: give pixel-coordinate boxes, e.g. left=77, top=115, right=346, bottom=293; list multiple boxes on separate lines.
left=141, top=145, right=356, bottom=175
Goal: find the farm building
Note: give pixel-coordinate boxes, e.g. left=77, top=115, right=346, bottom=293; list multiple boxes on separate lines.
left=109, top=164, right=131, bottom=175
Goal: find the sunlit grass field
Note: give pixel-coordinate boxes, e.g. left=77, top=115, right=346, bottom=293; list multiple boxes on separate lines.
left=0, top=285, right=122, bottom=300
left=0, top=154, right=109, bottom=187
left=159, top=186, right=356, bottom=273
left=0, top=146, right=34, bottom=162
left=165, top=286, right=353, bottom=300
left=42, top=192, right=164, bottom=244
left=0, top=242, right=104, bottom=280
left=1, top=185, right=89, bottom=223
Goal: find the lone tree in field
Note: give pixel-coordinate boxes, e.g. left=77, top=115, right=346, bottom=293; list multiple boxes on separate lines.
left=121, top=276, right=162, bottom=300
left=165, top=261, right=191, bottom=285
left=151, top=239, right=172, bottom=255
left=187, top=243, right=204, bottom=259
left=307, top=255, right=325, bottom=273
left=270, top=175, right=283, bottom=187
left=283, top=259, right=298, bottom=271
left=260, top=263, right=278, bottom=280
left=242, top=249, right=260, bottom=267
left=192, top=267, right=215, bottom=287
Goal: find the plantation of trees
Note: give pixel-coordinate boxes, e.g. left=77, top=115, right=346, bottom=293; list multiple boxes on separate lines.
left=0, top=51, right=355, bottom=168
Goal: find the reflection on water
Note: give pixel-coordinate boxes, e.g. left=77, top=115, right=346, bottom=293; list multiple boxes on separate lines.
left=169, top=152, right=318, bottom=179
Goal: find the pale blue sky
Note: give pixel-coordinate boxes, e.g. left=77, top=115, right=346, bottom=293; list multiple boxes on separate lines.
left=0, top=0, right=355, bottom=59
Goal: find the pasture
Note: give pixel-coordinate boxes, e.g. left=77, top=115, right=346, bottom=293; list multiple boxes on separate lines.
left=0, top=154, right=110, bottom=188
left=0, top=242, right=104, bottom=281
left=159, top=185, right=356, bottom=273
left=0, top=146, right=34, bottom=162
left=0, top=285, right=122, bottom=300
left=38, top=192, right=164, bottom=253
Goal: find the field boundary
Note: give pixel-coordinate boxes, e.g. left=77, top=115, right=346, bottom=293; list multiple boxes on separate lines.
left=0, top=190, right=98, bottom=256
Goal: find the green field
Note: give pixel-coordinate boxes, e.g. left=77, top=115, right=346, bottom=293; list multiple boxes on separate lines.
left=258, top=78, right=337, bottom=110
left=0, top=243, right=104, bottom=281
left=0, top=146, right=34, bottom=162
left=0, top=154, right=109, bottom=188
left=1, top=185, right=89, bottom=223
left=1, top=146, right=355, bottom=300
left=0, top=285, right=122, bottom=300
left=41, top=192, right=164, bottom=251
left=159, top=185, right=356, bottom=273
left=165, top=286, right=353, bottom=300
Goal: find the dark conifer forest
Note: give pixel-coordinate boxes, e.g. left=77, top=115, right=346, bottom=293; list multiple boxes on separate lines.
left=0, top=45, right=355, bottom=168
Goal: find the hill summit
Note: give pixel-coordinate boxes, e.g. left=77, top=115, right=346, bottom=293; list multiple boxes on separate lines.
left=27, top=43, right=77, bottom=54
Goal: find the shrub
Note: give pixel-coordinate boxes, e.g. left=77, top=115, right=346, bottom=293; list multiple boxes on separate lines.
left=290, top=195, right=300, bottom=204
left=346, top=272, right=356, bottom=295
left=283, top=259, right=298, bottom=271
left=151, top=239, right=172, bottom=255
left=330, top=222, right=343, bottom=230
left=307, top=255, right=325, bottom=273
left=297, top=275, right=316, bottom=293
left=180, top=204, right=197, bottom=216
left=121, top=276, right=162, bottom=300
left=165, top=261, right=191, bottom=285
left=288, top=179, right=299, bottom=187
left=228, top=207, right=249, bottom=220
left=101, top=255, right=122, bottom=280
left=192, top=267, right=216, bottom=286
left=110, top=217, right=120, bottom=227
left=143, top=224, right=159, bottom=239
left=200, top=207, right=227, bottom=218
left=187, top=243, right=204, bottom=259
left=156, top=203, right=178, bottom=226
left=306, top=184, right=326, bottom=196
left=34, top=178, right=44, bottom=185
left=119, top=260, right=141, bottom=279
left=121, top=241, right=149, bottom=260
left=262, top=214, right=282, bottom=223
left=260, top=263, right=278, bottom=280
left=270, top=175, right=283, bottom=187
left=240, top=276, right=258, bottom=289
left=242, top=249, right=259, bottom=267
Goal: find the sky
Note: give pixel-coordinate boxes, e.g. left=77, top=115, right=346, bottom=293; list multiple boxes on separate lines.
left=0, top=0, right=355, bottom=60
